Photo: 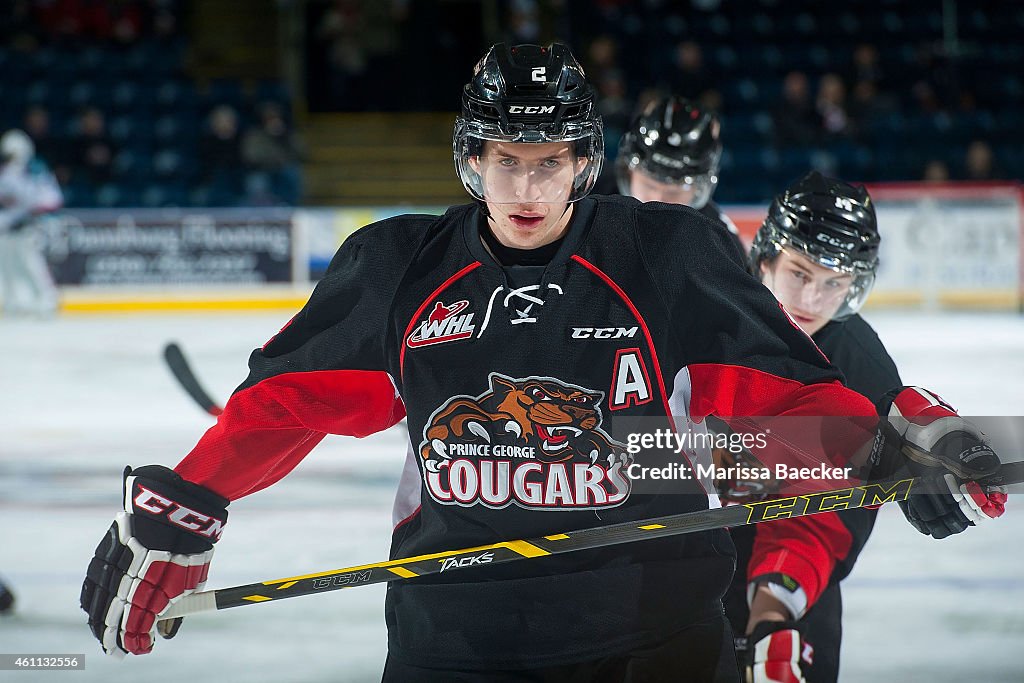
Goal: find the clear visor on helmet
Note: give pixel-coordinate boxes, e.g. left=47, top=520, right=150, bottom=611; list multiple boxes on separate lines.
left=454, top=117, right=604, bottom=204
left=621, top=165, right=717, bottom=209
left=760, top=240, right=876, bottom=322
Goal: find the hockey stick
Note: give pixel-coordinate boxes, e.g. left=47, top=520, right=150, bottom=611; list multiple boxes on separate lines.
left=162, top=342, right=223, bottom=416
left=159, top=460, right=1024, bottom=621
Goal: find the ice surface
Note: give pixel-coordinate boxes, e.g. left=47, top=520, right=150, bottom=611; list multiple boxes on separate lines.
left=0, top=310, right=1021, bottom=681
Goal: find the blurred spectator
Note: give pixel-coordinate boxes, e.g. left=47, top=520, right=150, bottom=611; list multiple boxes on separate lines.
left=22, top=105, right=69, bottom=185
left=922, top=159, right=950, bottom=183
left=151, top=4, right=179, bottom=42
left=507, top=0, right=541, bottom=42
left=586, top=35, right=621, bottom=86
left=105, top=0, right=146, bottom=45
left=199, top=105, right=244, bottom=204
left=34, top=0, right=144, bottom=44
left=773, top=71, right=819, bottom=146
left=632, top=88, right=665, bottom=120
left=816, top=73, right=852, bottom=139
left=241, top=102, right=304, bottom=205
left=595, top=71, right=631, bottom=160
left=596, top=71, right=631, bottom=128
left=962, top=140, right=1004, bottom=181
left=846, top=44, right=885, bottom=91
left=956, top=89, right=979, bottom=115
left=316, top=4, right=365, bottom=102
left=71, top=107, right=117, bottom=186
left=697, top=88, right=724, bottom=116
left=669, top=41, right=714, bottom=100
left=909, top=44, right=961, bottom=112
left=848, top=80, right=897, bottom=133
left=910, top=80, right=942, bottom=114
left=1, top=0, right=42, bottom=52
left=313, top=0, right=392, bottom=109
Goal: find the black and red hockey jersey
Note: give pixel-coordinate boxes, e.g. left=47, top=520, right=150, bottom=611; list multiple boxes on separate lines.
left=698, top=199, right=747, bottom=266
left=174, top=194, right=876, bottom=669
left=728, top=313, right=902, bottom=625
left=591, top=166, right=747, bottom=268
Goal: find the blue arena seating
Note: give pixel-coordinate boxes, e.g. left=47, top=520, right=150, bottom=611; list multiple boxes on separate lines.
left=4, top=2, right=1019, bottom=207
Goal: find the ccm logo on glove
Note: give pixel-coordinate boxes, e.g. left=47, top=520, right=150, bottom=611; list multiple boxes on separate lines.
left=132, top=485, right=226, bottom=539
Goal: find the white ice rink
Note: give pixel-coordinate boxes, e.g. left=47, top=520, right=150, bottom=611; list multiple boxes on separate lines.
left=1, top=310, right=1022, bottom=682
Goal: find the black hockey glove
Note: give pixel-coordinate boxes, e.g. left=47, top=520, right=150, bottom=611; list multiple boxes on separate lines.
left=80, top=465, right=228, bottom=658
left=0, top=578, right=14, bottom=614
left=873, top=387, right=1006, bottom=539
left=735, top=620, right=807, bottom=683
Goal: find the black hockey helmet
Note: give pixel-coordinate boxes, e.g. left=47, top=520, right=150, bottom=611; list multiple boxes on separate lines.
left=751, top=170, right=880, bottom=319
left=615, top=95, right=721, bottom=208
left=454, top=43, right=604, bottom=203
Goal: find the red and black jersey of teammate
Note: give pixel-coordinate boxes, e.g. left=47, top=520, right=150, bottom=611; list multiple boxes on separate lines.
left=725, top=313, right=902, bottom=633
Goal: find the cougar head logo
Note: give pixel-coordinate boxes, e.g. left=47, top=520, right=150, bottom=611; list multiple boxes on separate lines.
left=420, top=373, right=624, bottom=465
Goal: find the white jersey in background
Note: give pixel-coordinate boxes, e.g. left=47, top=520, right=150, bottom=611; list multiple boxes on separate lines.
left=0, top=129, right=63, bottom=316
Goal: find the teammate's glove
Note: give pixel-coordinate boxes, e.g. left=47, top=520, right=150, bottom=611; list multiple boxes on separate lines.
left=736, top=620, right=808, bottom=683
left=876, top=387, right=1007, bottom=539
left=80, top=465, right=228, bottom=658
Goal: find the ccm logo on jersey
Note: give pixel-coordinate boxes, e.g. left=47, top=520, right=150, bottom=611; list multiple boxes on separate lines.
left=132, top=485, right=225, bottom=539
left=439, top=552, right=494, bottom=573
left=407, top=300, right=476, bottom=349
left=571, top=326, right=638, bottom=339
left=507, top=105, right=556, bottom=114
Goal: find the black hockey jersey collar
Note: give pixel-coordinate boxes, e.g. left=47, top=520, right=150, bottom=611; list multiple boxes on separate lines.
left=460, top=197, right=599, bottom=271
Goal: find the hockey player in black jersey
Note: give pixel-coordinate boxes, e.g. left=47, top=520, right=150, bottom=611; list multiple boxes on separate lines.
left=729, top=171, right=1008, bottom=683
left=613, top=95, right=746, bottom=262
left=81, top=45, right=1003, bottom=682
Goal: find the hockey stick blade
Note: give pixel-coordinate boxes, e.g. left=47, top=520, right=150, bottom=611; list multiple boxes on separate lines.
left=163, top=342, right=223, bottom=416
left=159, top=461, right=1024, bottom=621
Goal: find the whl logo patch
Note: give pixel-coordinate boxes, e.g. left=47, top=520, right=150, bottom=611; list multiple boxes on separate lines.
left=407, top=300, right=476, bottom=349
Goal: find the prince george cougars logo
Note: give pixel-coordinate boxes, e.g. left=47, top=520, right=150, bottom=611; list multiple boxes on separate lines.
left=419, top=373, right=633, bottom=510
left=406, top=300, right=476, bottom=348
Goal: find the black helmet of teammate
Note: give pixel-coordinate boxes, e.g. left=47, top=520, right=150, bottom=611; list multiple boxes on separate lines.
left=751, top=170, right=881, bottom=319
left=454, top=42, right=604, bottom=202
left=615, top=96, right=721, bottom=209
